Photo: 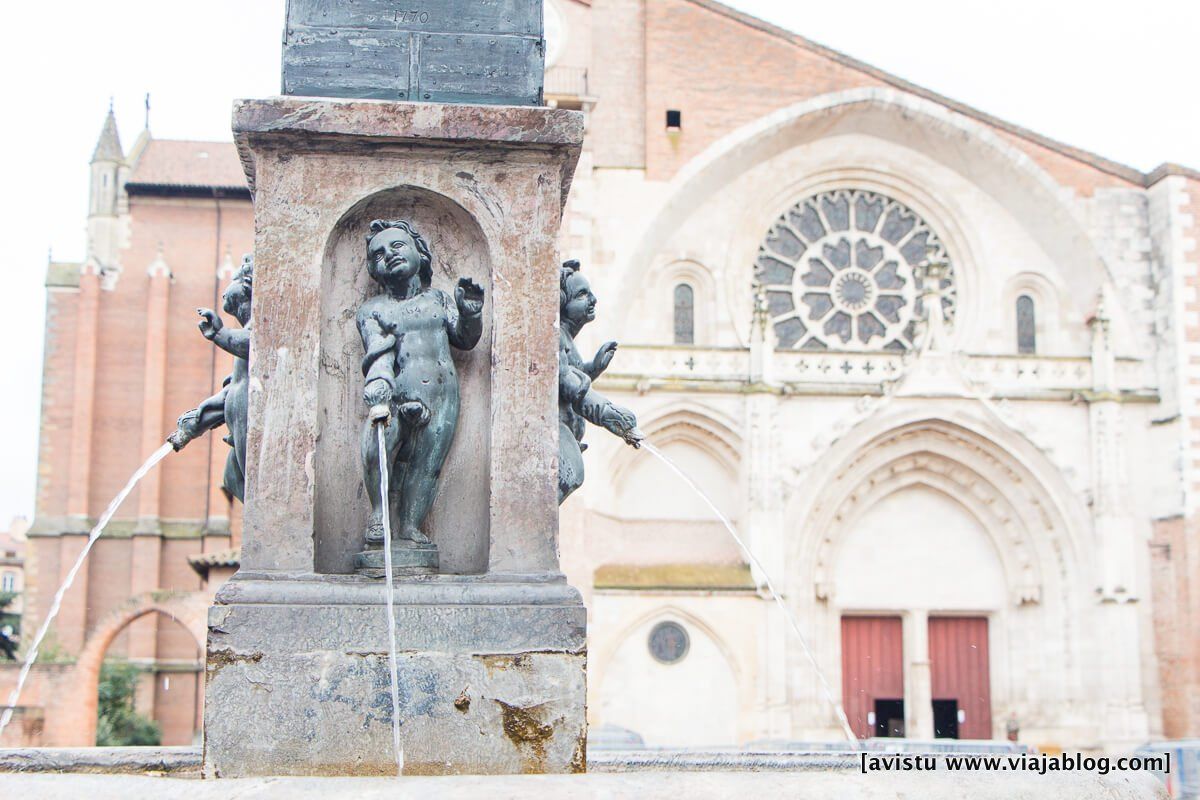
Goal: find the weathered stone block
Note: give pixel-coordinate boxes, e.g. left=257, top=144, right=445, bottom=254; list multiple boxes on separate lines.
left=203, top=577, right=586, bottom=777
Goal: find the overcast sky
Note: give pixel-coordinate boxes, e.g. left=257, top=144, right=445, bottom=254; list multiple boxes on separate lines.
left=0, top=0, right=1195, bottom=525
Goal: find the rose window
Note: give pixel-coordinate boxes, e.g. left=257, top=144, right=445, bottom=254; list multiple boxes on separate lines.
left=754, top=189, right=956, bottom=351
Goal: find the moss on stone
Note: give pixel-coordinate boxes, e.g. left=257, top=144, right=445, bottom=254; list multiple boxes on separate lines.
left=593, top=562, right=754, bottom=590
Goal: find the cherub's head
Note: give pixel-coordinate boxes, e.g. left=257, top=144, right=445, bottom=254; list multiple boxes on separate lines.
left=559, top=259, right=596, bottom=334
left=222, top=254, right=253, bottom=326
left=366, top=219, right=433, bottom=290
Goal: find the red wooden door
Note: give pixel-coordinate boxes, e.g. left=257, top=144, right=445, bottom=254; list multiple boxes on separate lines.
left=929, top=616, right=992, bottom=739
left=841, top=616, right=904, bottom=739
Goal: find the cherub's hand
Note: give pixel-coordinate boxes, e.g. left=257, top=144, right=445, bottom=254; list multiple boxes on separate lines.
left=364, top=379, right=392, bottom=409
left=593, top=341, right=618, bottom=375
left=455, top=277, right=485, bottom=316
left=197, top=308, right=223, bottom=341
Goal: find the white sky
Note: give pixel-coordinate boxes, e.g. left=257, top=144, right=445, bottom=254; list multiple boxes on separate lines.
left=0, top=0, right=1195, bottom=524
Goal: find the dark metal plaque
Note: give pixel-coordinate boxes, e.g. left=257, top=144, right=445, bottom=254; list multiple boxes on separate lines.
left=648, top=621, right=690, bottom=664
left=282, top=0, right=545, bottom=106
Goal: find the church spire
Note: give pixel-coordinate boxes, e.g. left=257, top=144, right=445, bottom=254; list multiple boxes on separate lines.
left=91, top=102, right=124, bottom=163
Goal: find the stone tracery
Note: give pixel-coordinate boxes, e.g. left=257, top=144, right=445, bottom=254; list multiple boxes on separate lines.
left=755, top=189, right=956, bottom=351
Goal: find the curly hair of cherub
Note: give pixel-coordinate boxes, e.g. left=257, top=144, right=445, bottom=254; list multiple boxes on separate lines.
left=559, top=259, right=582, bottom=310
left=233, top=253, right=254, bottom=288
left=366, top=219, right=434, bottom=287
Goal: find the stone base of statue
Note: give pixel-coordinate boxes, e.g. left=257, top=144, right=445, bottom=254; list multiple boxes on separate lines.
left=203, top=574, right=586, bottom=777
left=354, top=540, right=439, bottom=577
left=203, top=97, right=586, bottom=777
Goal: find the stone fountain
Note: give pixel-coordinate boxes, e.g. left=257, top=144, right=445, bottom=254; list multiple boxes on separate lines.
left=201, top=0, right=592, bottom=777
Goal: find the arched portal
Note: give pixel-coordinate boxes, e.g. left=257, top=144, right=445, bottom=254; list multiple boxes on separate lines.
left=52, top=591, right=208, bottom=747
left=782, top=411, right=1090, bottom=742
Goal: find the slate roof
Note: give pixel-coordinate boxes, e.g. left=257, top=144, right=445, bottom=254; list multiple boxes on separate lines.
left=187, top=547, right=240, bottom=579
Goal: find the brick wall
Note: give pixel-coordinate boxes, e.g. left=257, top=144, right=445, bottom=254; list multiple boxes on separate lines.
left=640, top=0, right=1140, bottom=200
left=643, top=0, right=882, bottom=181
left=590, top=0, right=646, bottom=168
left=23, top=182, right=250, bottom=744
left=1163, top=176, right=1200, bottom=735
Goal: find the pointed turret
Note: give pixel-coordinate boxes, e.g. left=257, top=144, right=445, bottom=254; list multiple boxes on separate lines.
left=86, top=103, right=128, bottom=277
left=91, top=103, right=124, bottom=163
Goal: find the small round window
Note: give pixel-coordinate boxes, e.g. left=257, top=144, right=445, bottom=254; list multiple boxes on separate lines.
left=648, top=621, right=690, bottom=664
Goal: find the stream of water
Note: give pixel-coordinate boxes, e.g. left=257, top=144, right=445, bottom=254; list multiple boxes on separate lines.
left=376, top=422, right=405, bottom=777
left=639, top=440, right=860, bottom=745
left=0, top=441, right=174, bottom=740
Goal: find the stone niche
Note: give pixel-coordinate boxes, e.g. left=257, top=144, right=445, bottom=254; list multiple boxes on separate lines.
left=203, top=98, right=587, bottom=778
left=315, top=188, right=493, bottom=574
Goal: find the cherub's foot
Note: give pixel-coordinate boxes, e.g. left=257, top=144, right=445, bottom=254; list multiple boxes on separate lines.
left=365, top=518, right=386, bottom=544
left=397, top=400, right=431, bottom=428
left=401, top=525, right=432, bottom=544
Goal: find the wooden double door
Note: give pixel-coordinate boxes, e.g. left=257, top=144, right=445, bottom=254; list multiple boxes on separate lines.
left=841, top=615, right=991, bottom=740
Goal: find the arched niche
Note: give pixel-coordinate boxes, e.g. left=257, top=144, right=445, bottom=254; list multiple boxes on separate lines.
left=313, top=186, right=493, bottom=575
left=596, top=610, right=740, bottom=746
left=609, top=404, right=743, bottom=522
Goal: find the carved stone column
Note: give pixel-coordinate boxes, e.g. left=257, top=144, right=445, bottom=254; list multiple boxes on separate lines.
left=906, top=610, right=934, bottom=740
left=1086, top=290, right=1149, bottom=748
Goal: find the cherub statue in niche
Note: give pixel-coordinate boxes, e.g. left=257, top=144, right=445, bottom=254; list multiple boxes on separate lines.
left=558, top=259, right=642, bottom=504
left=358, top=219, right=484, bottom=548
left=169, top=254, right=253, bottom=503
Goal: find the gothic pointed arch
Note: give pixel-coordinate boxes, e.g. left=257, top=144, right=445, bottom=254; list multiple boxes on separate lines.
left=608, top=401, right=743, bottom=491
left=788, top=412, right=1089, bottom=615
left=616, top=87, right=1115, bottom=340
left=51, top=590, right=208, bottom=746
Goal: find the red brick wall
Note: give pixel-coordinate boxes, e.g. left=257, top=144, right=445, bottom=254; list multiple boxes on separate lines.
left=1156, top=175, right=1200, bottom=737
left=643, top=0, right=883, bottom=181
left=122, top=196, right=253, bottom=522
left=641, top=0, right=1139, bottom=196
left=24, top=185, right=251, bottom=744
left=998, top=130, right=1138, bottom=196
left=36, top=287, right=80, bottom=521
left=590, top=0, right=646, bottom=168
left=1152, top=516, right=1199, bottom=737
left=84, top=538, right=134, bottom=654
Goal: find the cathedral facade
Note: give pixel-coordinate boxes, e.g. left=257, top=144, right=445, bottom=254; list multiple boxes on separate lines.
left=3, top=0, right=1197, bottom=752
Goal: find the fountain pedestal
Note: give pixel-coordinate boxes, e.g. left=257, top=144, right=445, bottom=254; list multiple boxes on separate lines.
left=353, top=540, right=439, bottom=577
left=202, top=98, right=586, bottom=777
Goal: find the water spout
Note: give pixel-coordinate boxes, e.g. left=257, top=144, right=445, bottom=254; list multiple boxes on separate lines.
left=639, top=440, right=859, bottom=745
left=376, top=422, right=404, bottom=777
left=0, top=441, right=174, bottom=739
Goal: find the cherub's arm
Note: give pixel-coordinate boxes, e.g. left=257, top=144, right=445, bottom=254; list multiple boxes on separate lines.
left=169, top=384, right=228, bottom=451
left=560, top=360, right=641, bottom=447
left=213, top=329, right=250, bottom=360
left=444, top=279, right=484, bottom=351
left=358, top=311, right=396, bottom=409
left=198, top=309, right=250, bottom=360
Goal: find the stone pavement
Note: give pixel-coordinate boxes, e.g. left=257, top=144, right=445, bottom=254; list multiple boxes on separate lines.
left=0, top=770, right=1167, bottom=799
